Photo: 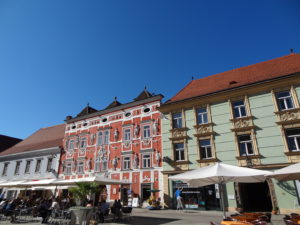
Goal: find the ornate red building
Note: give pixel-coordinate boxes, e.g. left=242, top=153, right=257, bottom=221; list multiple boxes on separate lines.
left=59, top=89, right=163, bottom=204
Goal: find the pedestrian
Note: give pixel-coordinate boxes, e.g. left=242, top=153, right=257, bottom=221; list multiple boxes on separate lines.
left=175, top=188, right=184, bottom=210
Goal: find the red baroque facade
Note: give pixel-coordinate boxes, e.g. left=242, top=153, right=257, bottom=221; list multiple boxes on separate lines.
left=59, top=90, right=163, bottom=204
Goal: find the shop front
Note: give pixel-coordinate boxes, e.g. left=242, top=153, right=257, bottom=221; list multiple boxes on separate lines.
left=172, top=181, right=221, bottom=210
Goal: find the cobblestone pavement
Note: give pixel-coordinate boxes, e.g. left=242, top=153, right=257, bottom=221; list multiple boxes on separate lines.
left=0, top=208, right=285, bottom=225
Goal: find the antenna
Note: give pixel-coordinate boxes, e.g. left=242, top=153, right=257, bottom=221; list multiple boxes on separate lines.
left=290, top=48, right=294, bottom=54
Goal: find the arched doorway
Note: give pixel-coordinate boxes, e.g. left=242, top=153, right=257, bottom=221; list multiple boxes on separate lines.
left=238, top=182, right=272, bottom=212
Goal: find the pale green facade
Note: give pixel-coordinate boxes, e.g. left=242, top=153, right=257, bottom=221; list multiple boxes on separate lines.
left=162, top=85, right=300, bottom=213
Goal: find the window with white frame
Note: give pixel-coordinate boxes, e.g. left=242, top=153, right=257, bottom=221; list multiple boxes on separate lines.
left=2, top=163, right=9, bottom=176
left=77, top=161, right=84, bottom=173
left=199, top=139, right=212, bottom=159
left=124, top=128, right=131, bottom=141
left=46, top=158, right=53, bottom=172
left=123, top=156, right=131, bottom=170
left=276, top=91, right=295, bottom=111
left=104, top=130, right=109, bottom=144
left=65, top=163, right=72, bottom=174
left=102, top=158, right=108, bottom=171
left=232, top=100, right=247, bottom=118
left=196, top=108, right=208, bottom=125
left=142, top=154, right=151, bottom=168
left=24, top=160, right=31, bottom=174
left=172, top=112, right=183, bottom=129
left=285, top=128, right=300, bottom=152
left=174, top=143, right=185, bottom=161
left=68, top=140, right=75, bottom=150
left=143, top=125, right=151, bottom=139
left=35, top=159, right=42, bottom=173
left=80, top=137, right=87, bottom=149
left=97, top=131, right=103, bottom=146
left=238, top=135, right=254, bottom=156
left=14, top=161, right=21, bottom=175
left=95, top=160, right=101, bottom=172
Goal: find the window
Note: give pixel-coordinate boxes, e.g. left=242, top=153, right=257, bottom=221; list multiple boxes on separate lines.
left=104, top=130, right=109, bottom=144
left=142, top=154, right=151, bottom=168
left=196, top=108, right=208, bottom=125
left=238, top=135, right=254, bottom=156
left=102, top=159, right=108, bottom=171
left=124, top=129, right=131, bottom=141
left=77, top=162, right=84, bottom=173
left=123, top=156, right=131, bottom=170
left=68, top=140, right=75, bottom=150
left=97, top=131, right=103, bottom=145
left=25, top=160, right=31, bottom=174
left=286, top=128, right=300, bottom=152
left=65, top=163, right=72, bottom=174
left=35, top=159, right=42, bottom=173
left=46, top=158, right=53, bottom=172
left=232, top=100, right=247, bottom=118
left=14, top=161, right=21, bottom=175
left=2, top=163, right=9, bottom=176
left=95, top=160, right=101, bottom=172
left=199, top=139, right=212, bottom=159
left=172, top=112, right=183, bottom=129
left=174, top=143, right=185, bottom=161
left=143, top=125, right=151, bottom=139
left=276, top=91, right=294, bottom=111
left=80, top=137, right=87, bottom=149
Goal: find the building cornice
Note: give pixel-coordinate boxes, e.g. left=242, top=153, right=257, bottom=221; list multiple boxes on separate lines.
left=66, top=95, right=163, bottom=124
left=0, top=147, right=61, bottom=162
left=159, top=72, right=300, bottom=113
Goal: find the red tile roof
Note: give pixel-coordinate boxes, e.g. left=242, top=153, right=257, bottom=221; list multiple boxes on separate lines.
left=0, top=124, right=65, bottom=156
left=168, top=53, right=300, bottom=103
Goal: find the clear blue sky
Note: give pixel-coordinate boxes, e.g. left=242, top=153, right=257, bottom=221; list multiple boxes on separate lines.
left=1, top=0, right=300, bottom=139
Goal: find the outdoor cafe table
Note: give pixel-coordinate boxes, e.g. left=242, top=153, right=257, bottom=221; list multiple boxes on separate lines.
left=231, top=213, right=264, bottom=222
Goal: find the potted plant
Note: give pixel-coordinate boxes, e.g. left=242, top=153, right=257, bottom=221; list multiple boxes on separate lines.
left=272, top=206, right=279, bottom=215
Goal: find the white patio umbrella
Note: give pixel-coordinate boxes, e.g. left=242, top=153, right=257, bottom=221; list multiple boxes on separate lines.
left=266, top=162, right=300, bottom=181
left=169, top=162, right=272, bottom=218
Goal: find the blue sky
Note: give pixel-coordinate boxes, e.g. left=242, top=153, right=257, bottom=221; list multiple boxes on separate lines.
left=1, top=0, right=300, bottom=139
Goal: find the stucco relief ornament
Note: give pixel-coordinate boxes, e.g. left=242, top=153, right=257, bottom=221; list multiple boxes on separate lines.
left=153, top=120, right=159, bottom=135
left=65, top=139, right=69, bottom=150
left=198, top=126, right=209, bottom=134
left=124, top=141, right=131, bottom=148
left=133, top=154, right=139, bottom=169
left=155, top=151, right=161, bottom=166
left=112, top=156, right=118, bottom=170
left=114, top=128, right=119, bottom=141
left=173, top=130, right=183, bottom=138
left=236, top=119, right=249, bottom=128
left=90, top=134, right=96, bottom=145
left=86, top=159, right=91, bottom=171
left=134, top=124, right=140, bottom=137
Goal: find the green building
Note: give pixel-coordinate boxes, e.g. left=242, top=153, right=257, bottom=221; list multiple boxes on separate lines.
left=159, top=53, right=300, bottom=214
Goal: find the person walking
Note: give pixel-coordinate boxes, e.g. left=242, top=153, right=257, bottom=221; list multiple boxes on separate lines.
left=175, top=188, right=184, bottom=210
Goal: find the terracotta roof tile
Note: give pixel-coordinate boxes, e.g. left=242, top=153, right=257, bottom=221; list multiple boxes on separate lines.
left=169, top=53, right=300, bottom=103
left=0, top=124, right=65, bottom=156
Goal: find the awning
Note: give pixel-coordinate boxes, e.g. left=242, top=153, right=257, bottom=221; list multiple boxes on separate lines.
left=0, top=180, right=26, bottom=187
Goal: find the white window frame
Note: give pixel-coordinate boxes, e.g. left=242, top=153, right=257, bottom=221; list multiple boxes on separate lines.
left=97, top=131, right=103, bottom=146
left=104, top=130, right=109, bottom=144
left=24, top=160, right=31, bottom=174
left=276, top=91, right=295, bottom=111
left=286, top=129, right=300, bottom=152
left=196, top=108, right=208, bottom=125
left=174, top=143, right=185, bottom=161
left=102, top=159, right=108, bottom=171
left=35, top=159, right=42, bottom=173
left=80, top=137, right=87, bottom=150
left=77, top=161, right=84, bottom=174
left=68, top=139, right=75, bottom=150
left=65, top=163, right=72, bottom=174
left=142, top=125, right=151, bottom=139
left=46, top=158, right=53, bottom=172
left=95, top=160, right=101, bottom=172
left=232, top=100, right=247, bottom=118
left=238, top=135, right=254, bottom=156
left=123, top=156, right=131, bottom=170
left=2, top=163, right=9, bottom=176
left=14, top=161, right=21, bottom=175
left=199, top=139, right=212, bottom=159
left=142, top=154, right=151, bottom=168
left=124, top=128, right=131, bottom=141
left=172, top=112, right=183, bottom=129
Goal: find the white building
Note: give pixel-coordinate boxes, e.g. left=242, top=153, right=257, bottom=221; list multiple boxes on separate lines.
left=0, top=124, right=65, bottom=199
